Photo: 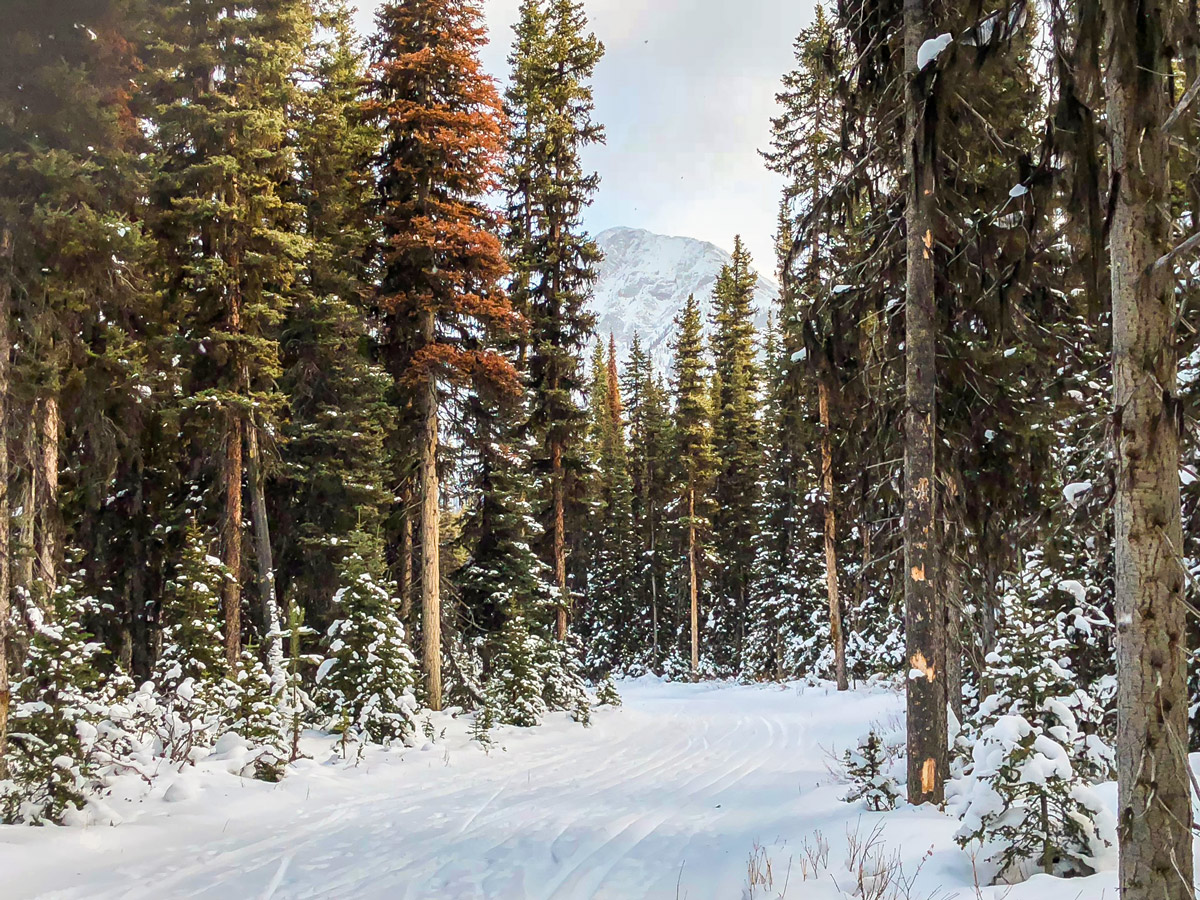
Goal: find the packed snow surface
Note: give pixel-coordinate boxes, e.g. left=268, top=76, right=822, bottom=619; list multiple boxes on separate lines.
left=1, top=678, right=1140, bottom=899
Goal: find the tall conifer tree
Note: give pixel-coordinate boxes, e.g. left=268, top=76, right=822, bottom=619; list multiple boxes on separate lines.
left=708, top=237, right=762, bottom=672
left=671, top=295, right=717, bottom=676
left=367, top=0, right=517, bottom=711
left=504, top=0, right=604, bottom=640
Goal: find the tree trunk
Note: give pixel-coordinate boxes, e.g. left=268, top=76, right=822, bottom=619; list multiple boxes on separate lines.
left=649, top=497, right=659, bottom=670
left=13, top=413, right=35, bottom=616
left=819, top=379, right=848, bottom=691
left=1105, top=4, right=1194, bottom=897
left=35, top=393, right=58, bottom=602
left=688, top=485, right=699, bottom=677
left=418, top=356, right=442, bottom=711
left=223, top=412, right=243, bottom=668
left=0, top=226, right=11, bottom=777
left=399, top=490, right=414, bottom=631
left=944, top=556, right=963, bottom=725
left=903, top=0, right=946, bottom=806
left=552, top=439, right=568, bottom=641
left=246, top=421, right=285, bottom=692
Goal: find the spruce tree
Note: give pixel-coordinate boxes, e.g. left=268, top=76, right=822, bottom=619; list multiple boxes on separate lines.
left=275, top=1, right=391, bottom=634
left=503, top=0, right=605, bottom=641
left=708, top=238, right=763, bottom=673
left=583, top=336, right=636, bottom=671
left=367, top=0, right=518, bottom=711
left=144, top=0, right=313, bottom=674
left=670, top=295, right=717, bottom=676
left=623, top=334, right=672, bottom=670
left=315, top=530, right=419, bottom=746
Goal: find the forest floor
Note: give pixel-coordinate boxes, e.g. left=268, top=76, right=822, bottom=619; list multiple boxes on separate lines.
left=3, top=677, right=1122, bottom=900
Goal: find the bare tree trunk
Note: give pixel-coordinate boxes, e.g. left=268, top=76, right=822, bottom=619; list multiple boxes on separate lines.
left=944, top=556, right=962, bottom=725
left=649, top=497, right=659, bottom=670
left=1104, top=4, right=1193, bottom=897
left=35, top=393, right=58, bottom=602
left=246, top=422, right=285, bottom=692
left=399, top=490, right=414, bottom=630
left=418, top=358, right=442, bottom=711
left=688, top=485, right=699, bottom=677
left=819, top=379, right=848, bottom=691
left=903, top=0, right=946, bottom=806
left=552, top=439, right=568, bottom=641
left=0, top=226, right=11, bottom=776
left=13, top=414, right=34, bottom=616
left=223, top=412, right=243, bottom=668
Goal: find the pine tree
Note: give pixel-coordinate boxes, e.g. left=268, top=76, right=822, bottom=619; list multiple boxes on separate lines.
left=367, top=0, right=518, bottom=711
left=503, top=0, right=605, bottom=641
left=708, top=238, right=763, bottom=673
left=670, top=295, right=717, bottom=676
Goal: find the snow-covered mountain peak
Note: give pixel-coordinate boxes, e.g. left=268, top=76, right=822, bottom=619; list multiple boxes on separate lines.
left=590, top=226, right=779, bottom=372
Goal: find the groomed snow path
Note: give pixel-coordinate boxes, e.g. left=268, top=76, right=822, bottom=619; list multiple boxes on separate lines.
left=3, top=679, right=1105, bottom=899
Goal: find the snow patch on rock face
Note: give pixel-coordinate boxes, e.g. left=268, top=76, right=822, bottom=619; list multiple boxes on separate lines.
left=591, top=226, right=780, bottom=370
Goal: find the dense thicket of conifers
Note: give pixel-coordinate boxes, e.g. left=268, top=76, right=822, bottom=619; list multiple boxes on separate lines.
left=2, top=2, right=1200, bottom=893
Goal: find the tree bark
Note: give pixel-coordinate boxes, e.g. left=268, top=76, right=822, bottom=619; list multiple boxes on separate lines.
left=223, top=412, right=243, bottom=669
left=418, top=345, right=442, bottom=711
left=552, top=439, right=568, bottom=641
left=688, top=485, right=699, bottom=677
left=0, top=226, right=11, bottom=776
left=819, top=379, right=848, bottom=691
left=399, top=489, right=414, bottom=631
left=903, top=0, right=946, bottom=806
left=649, top=497, right=659, bottom=670
left=246, top=421, right=285, bottom=692
left=944, top=555, right=963, bottom=725
left=1104, top=4, right=1194, bottom=897
left=13, top=413, right=35, bottom=615
left=35, top=393, right=58, bottom=602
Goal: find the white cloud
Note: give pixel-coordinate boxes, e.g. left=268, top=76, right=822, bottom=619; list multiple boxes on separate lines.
left=353, top=0, right=817, bottom=274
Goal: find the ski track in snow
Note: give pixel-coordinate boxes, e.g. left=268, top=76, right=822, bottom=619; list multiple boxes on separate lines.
left=2, top=679, right=1119, bottom=899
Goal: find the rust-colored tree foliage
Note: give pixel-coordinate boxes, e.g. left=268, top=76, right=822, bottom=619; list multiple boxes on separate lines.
left=367, top=0, right=518, bottom=710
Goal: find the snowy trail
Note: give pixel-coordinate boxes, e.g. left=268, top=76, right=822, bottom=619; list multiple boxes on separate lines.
left=2, top=679, right=1107, bottom=899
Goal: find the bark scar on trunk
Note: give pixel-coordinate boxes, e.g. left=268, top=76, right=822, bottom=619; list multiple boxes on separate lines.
left=911, top=651, right=936, bottom=681
left=921, top=757, right=937, bottom=794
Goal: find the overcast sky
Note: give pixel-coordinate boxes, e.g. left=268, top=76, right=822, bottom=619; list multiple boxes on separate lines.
left=353, top=0, right=817, bottom=271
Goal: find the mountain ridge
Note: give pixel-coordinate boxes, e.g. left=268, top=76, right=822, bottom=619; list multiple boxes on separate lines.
left=589, top=226, right=779, bottom=371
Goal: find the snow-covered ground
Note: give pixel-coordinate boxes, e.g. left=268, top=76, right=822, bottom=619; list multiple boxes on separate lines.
left=3, top=678, right=1124, bottom=899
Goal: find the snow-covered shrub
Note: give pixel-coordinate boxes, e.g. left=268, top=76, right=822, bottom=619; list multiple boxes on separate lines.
left=953, top=714, right=1113, bottom=880
left=225, top=650, right=289, bottom=780
left=145, top=523, right=232, bottom=761
left=950, top=553, right=1115, bottom=882
left=314, top=532, right=419, bottom=746
left=596, top=674, right=622, bottom=707
left=538, top=634, right=592, bottom=724
left=487, top=616, right=549, bottom=726
left=842, top=729, right=901, bottom=811
left=0, top=578, right=131, bottom=824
